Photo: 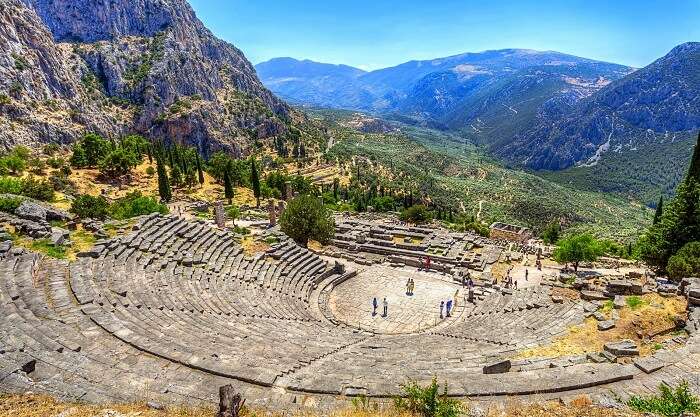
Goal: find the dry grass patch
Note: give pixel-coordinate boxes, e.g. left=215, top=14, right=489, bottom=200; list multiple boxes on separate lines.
left=241, top=235, right=271, bottom=256
left=0, top=394, right=213, bottom=417
left=550, top=287, right=581, bottom=301
left=517, top=293, right=687, bottom=359
left=487, top=399, right=641, bottom=417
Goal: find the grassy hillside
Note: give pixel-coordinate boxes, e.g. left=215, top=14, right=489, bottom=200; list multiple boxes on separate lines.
left=315, top=110, right=651, bottom=241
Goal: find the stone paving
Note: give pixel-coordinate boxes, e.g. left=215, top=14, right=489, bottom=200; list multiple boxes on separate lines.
left=329, top=264, right=463, bottom=334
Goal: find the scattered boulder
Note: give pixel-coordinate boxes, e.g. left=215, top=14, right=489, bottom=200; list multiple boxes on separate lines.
left=146, top=401, right=164, bottom=410
left=0, top=240, right=12, bottom=255
left=613, top=295, right=626, bottom=309
left=597, top=320, right=616, bottom=331
left=11, top=218, right=51, bottom=239
left=15, top=200, right=47, bottom=222
left=14, top=200, right=71, bottom=223
left=604, top=340, right=639, bottom=357
left=606, top=280, right=643, bottom=296
left=593, top=312, right=606, bottom=321
left=580, top=290, right=609, bottom=301
left=49, top=227, right=69, bottom=246
left=483, top=360, right=511, bottom=374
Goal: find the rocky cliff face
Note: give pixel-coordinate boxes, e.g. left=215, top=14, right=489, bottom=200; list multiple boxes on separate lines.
left=500, top=42, right=700, bottom=170
left=0, top=0, right=126, bottom=146
left=1, top=0, right=306, bottom=156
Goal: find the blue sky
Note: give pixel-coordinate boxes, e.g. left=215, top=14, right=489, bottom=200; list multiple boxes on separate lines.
left=188, top=0, right=700, bottom=71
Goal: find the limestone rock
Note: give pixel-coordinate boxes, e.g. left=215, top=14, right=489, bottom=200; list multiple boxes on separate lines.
left=597, top=320, right=615, bottom=331
left=604, top=340, right=639, bottom=357
left=613, top=295, right=626, bottom=309
left=15, top=200, right=47, bottom=222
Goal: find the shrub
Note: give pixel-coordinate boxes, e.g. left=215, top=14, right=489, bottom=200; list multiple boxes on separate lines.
left=108, top=191, right=167, bottom=220
left=46, top=157, right=65, bottom=169
left=0, top=154, right=26, bottom=175
left=400, top=205, right=431, bottom=224
left=0, top=176, right=23, bottom=194
left=627, top=381, right=700, bottom=417
left=19, top=176, right=55, bottom=201
left=145, top=166, right=156, bottom=176
left=0, top=196, right=23, bottom=213
left=70, top=194, right=109, bottom=220
left=393, top=377, right=464, bottom=417
left=667, top=242, right=700, bottom=280
left=43, top=143, right=60, bottom=156
left=541, top=221, right=561, bottom=245
left=371, top=196, right=396, bottom=212
left=28, top=157, right=46, bottom=175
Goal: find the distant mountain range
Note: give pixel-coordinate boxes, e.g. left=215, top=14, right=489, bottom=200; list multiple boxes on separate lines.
left=256, top=44, right=700, bottom=174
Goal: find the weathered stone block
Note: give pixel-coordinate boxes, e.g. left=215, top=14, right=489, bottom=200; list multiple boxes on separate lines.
left=604, top=340, right=639, bottom=357
left=483, top=360, right=511, bottom=374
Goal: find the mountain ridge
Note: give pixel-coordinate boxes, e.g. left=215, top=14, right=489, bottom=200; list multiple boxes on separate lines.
left=1, top=0, right=322, bottom=157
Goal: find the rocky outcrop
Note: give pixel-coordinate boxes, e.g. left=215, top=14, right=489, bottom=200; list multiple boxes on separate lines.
left=1, top=0, right=316, bottom=156
left=0, top=0, right=124, bottom=147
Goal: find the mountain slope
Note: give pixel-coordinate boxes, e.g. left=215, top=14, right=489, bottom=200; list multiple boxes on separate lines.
left=500, top=42, right=700, bottom=170
left=255, top=57, right=371, bottom=108
left=256, top=49, right=632, bottom=146
left=1, top=0, right=319, bottom=156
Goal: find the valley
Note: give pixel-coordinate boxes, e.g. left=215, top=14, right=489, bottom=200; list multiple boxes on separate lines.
left=1, top=0, right=700, bottom=416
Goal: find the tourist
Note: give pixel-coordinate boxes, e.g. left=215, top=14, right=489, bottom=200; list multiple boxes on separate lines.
left=426, top=256, right=431, bottom=270
left=372, top=297, right=378, bottom=316
left=405, top=278, right=411, bottom=295
left=409, top=278, right=415, bottom=295
left=525, top=269, right=529, bottom=281
left=513, top=279, right=518, bottom=290
left=440, top=300, right=444, bottom=319
left=383, top=297, right=388, bottom=317
left=446, top=299, right=452, bottom=317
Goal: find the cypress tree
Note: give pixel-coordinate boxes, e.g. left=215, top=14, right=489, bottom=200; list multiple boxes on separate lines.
left=653, top=196, right=664, bottom=225
left=688, top=131, right=700, bottom=183
left=251, top=157, right=261, bottom=208
left=224, top=161, right=234, bottom=205
left=147, top=144, right=153, bottom=164
left=196, top=154, right=204, bottom=185
left=156, top=158, right=172, bottom=203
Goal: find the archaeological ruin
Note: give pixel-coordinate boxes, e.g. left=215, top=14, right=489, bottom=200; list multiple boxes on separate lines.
left=0, top=213, right=699, bottom=410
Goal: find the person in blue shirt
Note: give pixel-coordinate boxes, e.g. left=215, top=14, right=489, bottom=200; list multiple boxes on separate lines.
left=372, top=297, right=378, bottom=316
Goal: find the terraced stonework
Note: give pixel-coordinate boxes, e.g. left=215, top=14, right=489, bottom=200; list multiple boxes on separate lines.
left=0, top=214, right=699, bottom=409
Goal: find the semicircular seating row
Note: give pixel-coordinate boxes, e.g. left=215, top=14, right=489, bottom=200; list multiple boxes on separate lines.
left=2, top=214, right=689, bottom=403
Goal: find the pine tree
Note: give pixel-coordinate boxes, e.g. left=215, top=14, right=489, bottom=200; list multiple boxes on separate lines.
left=250, top=157, right=261, bottom=208
left=332, top=178, right=339, bottom=201
left=688, top=131, right=700, bottom=183
left=196, top=154, right=204, bottom=185
left=653, top=196, right=664, bottom=225
left=170, top=164, right=182, bottom=187
left=156, top=158, right=172, bottom=203
left=224, top=161, right=234, bottom=205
